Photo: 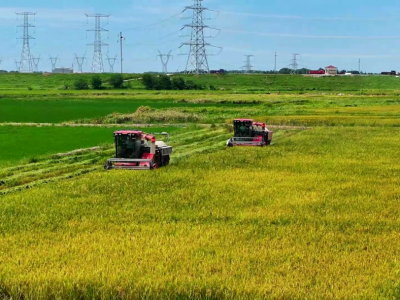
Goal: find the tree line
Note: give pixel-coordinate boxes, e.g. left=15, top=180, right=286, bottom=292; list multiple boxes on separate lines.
left=73, top=74, right=125, bottom=90
left=141, top=74, right=211, bottom=90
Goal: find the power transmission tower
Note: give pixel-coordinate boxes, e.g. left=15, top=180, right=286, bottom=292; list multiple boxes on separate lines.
left=180, top=0, right=221, bottom=74
left=157, top=50, right=173, bottom=74
left=75, top=54, right=86, bottom=73
left=49, top=55, right=59, bottom=71
left=290, top=53, right=300, bottom=74
left=274, top=52, right=278, bottom=74
left=16, top=12, right=36, bottom=73
left=15, top=60, right=21, bottom=72
left=86, top=13, right=110, bottom=73
left=242, top=55, right=254, bottom=73
left=105, top=54, right=118, bottom=73
left=31, top=55, right=40, bottom=72
left=359, top=58, right=361, bottom=74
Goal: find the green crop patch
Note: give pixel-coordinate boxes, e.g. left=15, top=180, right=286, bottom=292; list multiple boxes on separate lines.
left=0, top=125, right=179, bottom=165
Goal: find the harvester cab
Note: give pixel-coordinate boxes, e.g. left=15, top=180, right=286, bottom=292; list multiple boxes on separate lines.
left=104, top=130, right=173, bottom=170
left=227, top=119, right=273, bottom=147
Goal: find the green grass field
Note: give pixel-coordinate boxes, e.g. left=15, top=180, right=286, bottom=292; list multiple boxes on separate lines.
left=2, top=73, right=400, bottom=92
left=1, top=73, right=400, bottom=299
left=0, top=125, right=179, bottom=165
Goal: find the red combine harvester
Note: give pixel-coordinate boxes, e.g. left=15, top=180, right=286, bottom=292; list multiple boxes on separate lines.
left=227, top=119, right=273, bottom=147
left=104, top=130, right=173, bottom=170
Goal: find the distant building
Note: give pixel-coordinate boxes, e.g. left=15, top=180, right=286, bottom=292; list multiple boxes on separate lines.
left=325, top=65, right=338, bottom=75
left=53, top=67, right=73, bottom=74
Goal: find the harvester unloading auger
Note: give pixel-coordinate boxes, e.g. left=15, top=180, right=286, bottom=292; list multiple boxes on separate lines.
left=104, top=130, right=173, bottom=170
left=227, top=119, right=273, bottom=147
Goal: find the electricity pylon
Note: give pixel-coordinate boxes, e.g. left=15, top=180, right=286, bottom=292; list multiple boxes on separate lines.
left=31, top=55, right=41, bottom=72
left=75, top=54, right=86, bottom=73
left=49, top=55, right=59, bottom=71
left=180, top=0, right=220, bottom=74
left=242, top=55, right=254, bottom=73
left=157, top=50, right=173, bottom=73
left=290, top=53, right=300, bottom=74
left=16, top=12, right=36, bottom=73
left=105, top=54, right=117, bottom=73
left=86, top=13, right=110, bottom=73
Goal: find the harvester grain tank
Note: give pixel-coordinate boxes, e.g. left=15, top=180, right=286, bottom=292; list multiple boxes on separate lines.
left=227, top=119, right=273, bottom=147
left=104, top=130, right=173, bottom=170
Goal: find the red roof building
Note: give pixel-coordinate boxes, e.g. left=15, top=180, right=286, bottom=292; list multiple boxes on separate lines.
left=325, top=65, right=338, bottom=75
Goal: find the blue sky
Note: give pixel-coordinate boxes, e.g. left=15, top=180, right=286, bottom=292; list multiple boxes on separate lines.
left=1, top=0, right=400, bottom=73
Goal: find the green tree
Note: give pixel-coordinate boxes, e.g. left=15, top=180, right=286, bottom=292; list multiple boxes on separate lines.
left=91, top=75, right=102, bottom=90
left=142, top=74, right=155, bottom=90
left=172, top=77, right=186, bottom=90
left=158, top=75, right=172, bottom=90
left=185, top=80, right=198, bottom=90
left=109, top=74, right=124, bottom=89
left=73, top=78, right=89, bottom=90
left=279, top=68, right=292, bottom=74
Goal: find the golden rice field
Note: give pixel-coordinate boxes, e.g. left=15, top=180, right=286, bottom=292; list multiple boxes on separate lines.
left=1, top=125, right=400, bottom=299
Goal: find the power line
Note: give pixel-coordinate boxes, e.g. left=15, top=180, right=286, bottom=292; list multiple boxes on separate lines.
left=86, top=13, right=110, bottom=73
left=16, top=12, right=36, bottom=73
left=180, top=0, right=221, bottom=74
left=121, top=11, right=183, bottom=32
left=157, top=50, right=173, bottom=73
left=125, top=29, right=182, bottom=47
left=242, top=55, right=254, bottom=73
left=105, top=54, right=118, bottom=73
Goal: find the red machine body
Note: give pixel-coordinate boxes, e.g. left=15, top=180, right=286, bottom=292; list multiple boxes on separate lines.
left=105, top=130, right=173, bottom=170
left=309, top=70, right=325, bottom=74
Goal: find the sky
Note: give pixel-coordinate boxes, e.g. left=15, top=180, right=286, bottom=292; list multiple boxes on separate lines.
left=1, top=0, right=400, bottom=73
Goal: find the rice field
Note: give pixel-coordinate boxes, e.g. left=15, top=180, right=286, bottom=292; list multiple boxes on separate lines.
left=1, top=73, right=400, bottom=299
left=1, top=126, right=400, bottom=299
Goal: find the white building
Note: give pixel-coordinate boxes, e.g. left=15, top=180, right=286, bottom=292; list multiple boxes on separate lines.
left=325, top=65, right=338, bottom=75
left=53, top=67, right=73, bottom=74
